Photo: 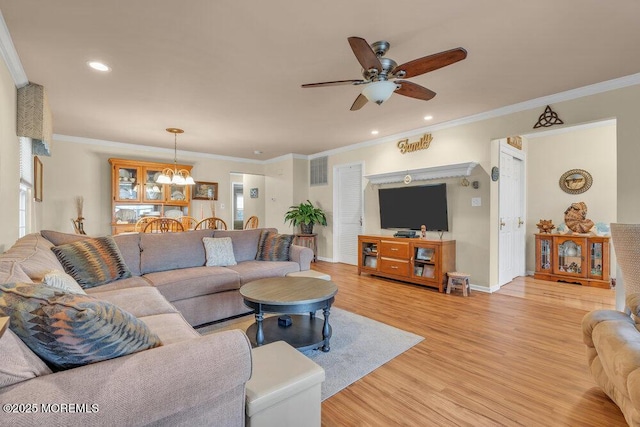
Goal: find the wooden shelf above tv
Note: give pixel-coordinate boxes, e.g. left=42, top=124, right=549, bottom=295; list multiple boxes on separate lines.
left=364, top=162, right=478, bottom=185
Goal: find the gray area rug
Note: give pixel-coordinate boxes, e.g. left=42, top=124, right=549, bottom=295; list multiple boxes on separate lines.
left=198, top=308, right=424, bottom=400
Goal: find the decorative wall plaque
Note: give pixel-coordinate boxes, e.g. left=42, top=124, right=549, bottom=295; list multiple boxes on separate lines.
left=397, top=133, right=432, bottom=154
left=507, top=136, right=522, bottom=149
left=533, top=105, right=564, bottom=128
left=559, top=169, right=592, bottom=194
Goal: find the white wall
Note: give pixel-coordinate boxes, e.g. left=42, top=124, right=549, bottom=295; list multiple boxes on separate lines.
left=243, top=173, right=265, bottom=226
left=0, top=54, right=19, bottom=252
left=310, top=85, right=640, bottom=290
left=41, top=138, right=264, bottom=236
left=526, top=122, right=617, bottom=273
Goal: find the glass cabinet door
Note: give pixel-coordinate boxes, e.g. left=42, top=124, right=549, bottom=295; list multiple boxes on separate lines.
left=142, top=168, right=164, bottom=203
left=166, top=184, right=189, bottom=204
left=115, top=166, right=140, bottom=201
left=589, top=241, right=604, bottom=278
left=554, top=238, right=586, bottom=277
left=360, top=240, right=379, bottom=271
left=537, top=237, right=552, bottom=273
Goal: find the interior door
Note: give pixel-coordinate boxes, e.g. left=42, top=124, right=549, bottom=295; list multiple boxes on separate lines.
left=498, top=142, right=526, bottom=286
left=334, top=163, right=363, bottom=265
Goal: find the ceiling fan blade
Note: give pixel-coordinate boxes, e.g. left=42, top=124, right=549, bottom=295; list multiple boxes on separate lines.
left=394, top=47, right=467, bottom=79
left=350, top=93, right=368, bottom=111
left=301, top=79, right=365, bottom=88
left=395, top=81, right=436, bottom=101
left=348, top=37, right=382, bottom=72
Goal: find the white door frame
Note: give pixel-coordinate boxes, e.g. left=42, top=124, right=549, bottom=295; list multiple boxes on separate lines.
left=332, top=161, right=365, bottom=264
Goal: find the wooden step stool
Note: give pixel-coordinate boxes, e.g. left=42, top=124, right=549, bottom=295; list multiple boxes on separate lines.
left=446, top=272, right=471, bottom=296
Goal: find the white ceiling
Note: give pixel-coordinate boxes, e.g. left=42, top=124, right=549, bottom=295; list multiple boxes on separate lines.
left=1, top=1, right=639, bottom=160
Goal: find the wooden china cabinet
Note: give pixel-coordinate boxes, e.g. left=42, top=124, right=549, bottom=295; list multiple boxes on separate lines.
left=109, top=158, right=192, bottom=234
left=533, top=233, right=611, bottom=288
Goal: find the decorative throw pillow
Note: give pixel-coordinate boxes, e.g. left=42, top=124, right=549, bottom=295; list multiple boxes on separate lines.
left=203, top=237, right=237, bottom=267
left=42, top=270, right=86, bottom=295
left=0, top=329, right=52, bottom=387
left=0, top=283, right=161, bottom=370
left=51, top=236, right=132, bottom=289
left=255, top=231, right=294, bottom=262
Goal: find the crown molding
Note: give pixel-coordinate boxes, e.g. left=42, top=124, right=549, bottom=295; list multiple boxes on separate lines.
left=53, top=134, right=264, bottom=164
left=522, top=118, right=616, bottom=139
left=365, top=162, right=478, bottom=185
left=311, top=73, right=640, bottom=160
left=0, top=11, right=27, bottom=87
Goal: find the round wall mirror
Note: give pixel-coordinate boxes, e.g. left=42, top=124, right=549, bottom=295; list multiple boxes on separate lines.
left=559, top=169, right=592, bottom=194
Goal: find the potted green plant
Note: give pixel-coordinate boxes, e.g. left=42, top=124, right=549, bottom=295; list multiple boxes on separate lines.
left=284, top=200, right=328, bottom=234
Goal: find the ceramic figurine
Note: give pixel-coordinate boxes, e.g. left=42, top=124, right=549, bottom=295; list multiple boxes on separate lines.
left=420, top=224, right=426, bottom=238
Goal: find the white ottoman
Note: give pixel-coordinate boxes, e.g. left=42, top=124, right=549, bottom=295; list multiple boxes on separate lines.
left=286, top=270, right=331, bottom=281
left=246, top=341, right=325, bottom=427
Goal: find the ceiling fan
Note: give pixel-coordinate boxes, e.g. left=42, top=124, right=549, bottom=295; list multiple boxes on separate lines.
left=301, top=37, right=467, bottom=111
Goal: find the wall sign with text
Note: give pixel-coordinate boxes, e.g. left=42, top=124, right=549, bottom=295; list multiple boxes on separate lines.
left=397, top=133, right=433, bottom=154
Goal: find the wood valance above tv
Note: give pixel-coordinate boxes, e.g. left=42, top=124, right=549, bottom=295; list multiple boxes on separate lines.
left=364, top=162, right=478, bottom=185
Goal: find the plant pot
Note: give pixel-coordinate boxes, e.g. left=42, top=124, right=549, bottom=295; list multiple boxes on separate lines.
left=300, top=223, right=314, bottom=234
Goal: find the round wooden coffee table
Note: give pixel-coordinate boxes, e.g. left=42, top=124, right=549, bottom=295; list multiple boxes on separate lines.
left=240, top=276, right=338, bottom=352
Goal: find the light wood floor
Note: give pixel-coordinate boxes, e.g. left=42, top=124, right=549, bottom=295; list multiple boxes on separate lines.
left=311, top=261, right=625, bottom=426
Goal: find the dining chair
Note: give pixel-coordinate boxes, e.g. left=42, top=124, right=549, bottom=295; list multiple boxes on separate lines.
left=195, top=217, right=228, bottom=230
left=134, top=217, right=156, bottom=232
left=143, top=217, right=185, bottom=233
left=178, top=216, right=198, bottom=230
left=244, top=216, right=259, bottom=229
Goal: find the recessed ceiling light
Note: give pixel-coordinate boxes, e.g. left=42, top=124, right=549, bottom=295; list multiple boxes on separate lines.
left=371, top=130, right=379, bottom=135
left=87, top=61, right=110, bottom=72
left=424, top=115, right=433, bottom=121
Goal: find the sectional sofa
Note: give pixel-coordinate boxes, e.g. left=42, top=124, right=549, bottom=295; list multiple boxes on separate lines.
left=0, top=228, right=314, bottom=426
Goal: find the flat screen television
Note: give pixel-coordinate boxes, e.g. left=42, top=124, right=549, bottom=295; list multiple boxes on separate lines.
left=378, top=183, right=449, bottom=231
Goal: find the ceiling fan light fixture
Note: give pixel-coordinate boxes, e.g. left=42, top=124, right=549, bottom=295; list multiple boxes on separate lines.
left=362, top=81, right=397, bottom=105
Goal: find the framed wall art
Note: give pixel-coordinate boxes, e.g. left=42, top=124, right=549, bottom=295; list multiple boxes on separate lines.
left=193, top=181, right=218, bottom=200
left=34, top=156, right=43, bottom=202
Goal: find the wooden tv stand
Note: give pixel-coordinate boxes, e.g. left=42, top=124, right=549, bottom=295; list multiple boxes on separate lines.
left=358, top=235, right=456, bottom=292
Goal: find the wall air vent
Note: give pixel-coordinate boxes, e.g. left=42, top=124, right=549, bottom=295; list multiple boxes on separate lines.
left=310, top=156, right=328, bottom=186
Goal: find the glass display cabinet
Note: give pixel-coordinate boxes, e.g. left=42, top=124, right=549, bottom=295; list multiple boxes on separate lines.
left=109, top=158, right=192, bottom=234
left=534, top=234, right=611, bottom=288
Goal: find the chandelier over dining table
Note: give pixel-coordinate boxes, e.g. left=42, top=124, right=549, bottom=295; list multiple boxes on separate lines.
left=157, top=128, right=195, bottom=185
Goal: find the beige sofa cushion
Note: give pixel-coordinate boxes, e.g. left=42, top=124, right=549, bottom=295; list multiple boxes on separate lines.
left=214, top=228, right=276, bottom=262
left=1, top=234, right=63, bottom=281
left=40, top=230, right=142, bottom=276
left=87, top=286, right=178, bottom=318
left=139, top=312, right=200, bottom=345
left=0, top=261, right=32, bottom=284
left=40, top=230, right=89, bottom=246
left=226, top=261, right=300, bottom=285
left=84, top=276, right=151, bottom=293
left=0, top=329, right=52, bottom=387
left=140, top=230, right=214, bottom=274
left=144, top=267, right=241, bottom=302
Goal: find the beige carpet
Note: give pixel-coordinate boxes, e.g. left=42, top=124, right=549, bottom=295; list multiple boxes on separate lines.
left=197, top=307, right=424, bottom=400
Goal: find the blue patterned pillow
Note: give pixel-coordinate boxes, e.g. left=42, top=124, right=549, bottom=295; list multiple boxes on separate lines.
left=255, top=231, right=294, bottom=261
left=51, top=236, right=132, bottom=289
left=0, top=283, right=161, bottom=370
